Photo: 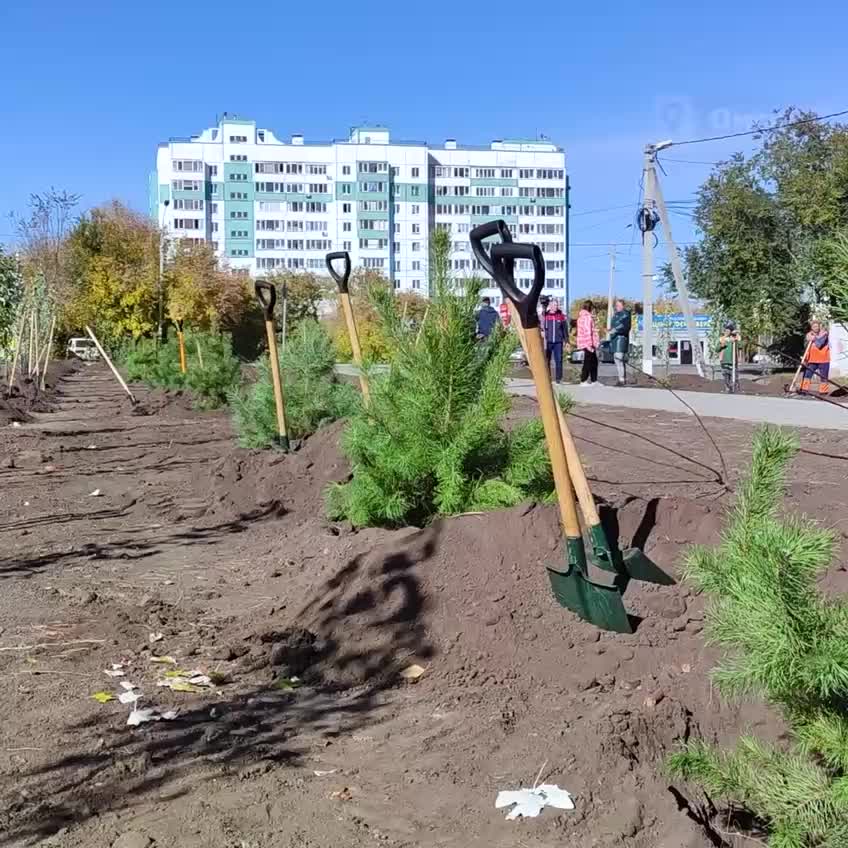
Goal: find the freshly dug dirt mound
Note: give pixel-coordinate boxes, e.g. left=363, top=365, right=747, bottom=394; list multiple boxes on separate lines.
left=205, top=420, right=351, bottom=520
left=0, top=359, right=82, bottom=424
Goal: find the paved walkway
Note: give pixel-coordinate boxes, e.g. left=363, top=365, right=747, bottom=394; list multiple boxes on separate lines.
left=509, top=379, right=848, bottom=432
left=334, top=364, right=848, bottom=431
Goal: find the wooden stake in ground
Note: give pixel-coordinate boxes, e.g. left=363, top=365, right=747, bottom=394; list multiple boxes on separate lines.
left=40, top=313, right=57, bottom=391
left=195, top=338, right=204, bottom=369
left=84, top=325, right=137, bottom=405
left=326, top=251, right=371, bottom=406
left=7, top=307, right=28, bottom=390
left=254, top=281, right=289, bottom=451
left=175, top=321, right=187, bottom=374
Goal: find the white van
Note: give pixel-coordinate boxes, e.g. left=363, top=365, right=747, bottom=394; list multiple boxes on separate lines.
left=67, top=337, right=99, bottom=361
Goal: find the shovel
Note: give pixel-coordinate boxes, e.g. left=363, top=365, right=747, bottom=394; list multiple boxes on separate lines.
left=255, top=280, right=290, bottom=451
left=326, top=250, right=370, bottom=406
left=472, top=222, right=672, bottom=633
left=788, top=340, right=813, bottom=394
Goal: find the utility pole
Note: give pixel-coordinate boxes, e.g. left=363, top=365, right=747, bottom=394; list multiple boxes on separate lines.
left=640, top=146, right=660, bottom=375
left=652, top=171, right=706, bottom=378
left=606, top=244, right=616, bottom=330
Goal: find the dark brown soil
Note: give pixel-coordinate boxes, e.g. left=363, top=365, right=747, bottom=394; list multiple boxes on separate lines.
left=0, top=366, right=846, bottom=848
left=0, top=360, right=82, bottom=425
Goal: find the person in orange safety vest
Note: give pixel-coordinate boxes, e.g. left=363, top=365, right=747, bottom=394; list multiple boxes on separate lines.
left=801, top=320, right=831, bottom=395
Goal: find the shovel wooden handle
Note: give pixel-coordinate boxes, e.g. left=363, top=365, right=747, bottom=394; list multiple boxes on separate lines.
left=265, top=318, right=289, bottom=442
left=508, top=301, right=600, bottom=528
left=254, top=281, right=289, bottom=446
left=789, top=340, right=813, bottom=393
left=339, top=291, right=370, bottom=405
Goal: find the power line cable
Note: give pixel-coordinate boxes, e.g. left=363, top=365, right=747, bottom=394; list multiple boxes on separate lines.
left=670, top=108, right=848, bottom=148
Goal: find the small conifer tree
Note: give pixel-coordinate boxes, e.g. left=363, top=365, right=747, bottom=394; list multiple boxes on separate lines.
left=326, top=231, right=557, bottom=527
left=669, top=426, right=848, bottom=847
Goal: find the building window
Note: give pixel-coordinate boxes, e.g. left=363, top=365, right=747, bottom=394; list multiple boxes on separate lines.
left=454, top=167, right=469, bottom=178
left=343, top=222, right=351, bottom=232
left=286, top=163, right=303, bottom=174
left=307, top=164, right=327, bottom=175
left=208, top=165, right=218, bottom=177
left=501, top=187, right=514, bottom=197
left=342, top=203, right=352, bottom=214
left=341, top=184, right=351, bottom=195
left=228, top=135, right=248, bottom=143
left=391, top=166, right=400, bottom=177
left=212, top=222, right=218, bottom=232
left=230, top=211, right=249, bottom=219
left=308, top=183, right=324, bottom=194
left=411, top=223, right=420, bottom=234
left=474, top=168, right=496, bottom=179
left=229, top=154, right=247, bottom=162
left=393, top=242, right=400, bottom=253
left=411, top=167, right=420, bottom=178
left=500, top=168, right=513, bottom=178
left=412, top=279, right=421, bottom=290
left=289, top=202, right=304, bottom=212
left=342, top=165, right=351, bottom=175
left=411, top=242, right=421, bottom=252
left=519, top=168, right=533, bottom=178
left=211, top=241, right=218, bottom=251
left=410, top=185, right=420, bottom=196
left=412, top=260, right=421, bottom=271
left=475, top=187, right=496, bottom=197
left=229, top=172, right=248, bottom=181
left=411, top=204, right=420, bottom=214
left=343, top=240, right=352, bottom=251
left=229, top=191, right=248, bottom=200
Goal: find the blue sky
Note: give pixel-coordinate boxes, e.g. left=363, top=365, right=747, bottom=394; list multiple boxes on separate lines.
left=3, top=0, right=847, bottom=298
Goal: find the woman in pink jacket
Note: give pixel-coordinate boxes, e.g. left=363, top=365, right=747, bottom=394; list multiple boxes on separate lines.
left=577, top=301, right=600, bottom=385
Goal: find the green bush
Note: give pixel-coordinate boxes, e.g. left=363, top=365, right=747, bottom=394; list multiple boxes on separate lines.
left=326, top=230, right=558, bottom=528
left=120, top=330, right=240, bottom=409
left=229, top=320, right=358, bottom=447
left=669, top=426, right=848, bottom=847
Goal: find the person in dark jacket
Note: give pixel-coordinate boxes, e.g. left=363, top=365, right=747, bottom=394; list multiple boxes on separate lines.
left=544, top=298, right=568, bottom=383
left=610, top=299, right=632, bottom=386
left=475, top=297, right=500, bottom=340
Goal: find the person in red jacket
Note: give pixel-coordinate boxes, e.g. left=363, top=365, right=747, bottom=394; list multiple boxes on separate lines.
left=543, top=298, right=567, bottom=383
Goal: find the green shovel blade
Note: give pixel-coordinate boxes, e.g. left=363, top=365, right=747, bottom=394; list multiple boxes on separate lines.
left=546, top=537, right=634, bottom=634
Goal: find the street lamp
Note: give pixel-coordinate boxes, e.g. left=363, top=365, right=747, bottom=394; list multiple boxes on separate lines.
left=158, top=199, right=170, bottom=343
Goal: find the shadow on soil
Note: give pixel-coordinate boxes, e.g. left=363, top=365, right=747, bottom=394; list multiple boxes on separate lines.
left=1, top=525, right=440, bottom=846
left=0, top=506, right=286, bottom=577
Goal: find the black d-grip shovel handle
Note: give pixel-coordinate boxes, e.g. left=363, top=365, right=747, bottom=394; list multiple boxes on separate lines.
left=325, top=251, right=352, bottom=294
left=469, top=219, right=513, bottom=276
left=490, top=242, right=546, bottom=330
left=254, top=280, right=277, bottom=321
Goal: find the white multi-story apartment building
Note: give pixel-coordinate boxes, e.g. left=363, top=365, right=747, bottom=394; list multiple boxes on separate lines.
left=150, top=115, right=568, bottom=304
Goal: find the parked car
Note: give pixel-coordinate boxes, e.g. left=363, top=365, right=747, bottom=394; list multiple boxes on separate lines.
left=569, top=339, right=614, bottom=364
left=67, top=337, right=99, bottom=361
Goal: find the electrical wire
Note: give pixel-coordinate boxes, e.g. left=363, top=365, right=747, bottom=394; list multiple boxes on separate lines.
left=670, top=108, right=848, bottom=148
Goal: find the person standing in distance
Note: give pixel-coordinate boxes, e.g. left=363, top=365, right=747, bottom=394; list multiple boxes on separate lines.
left=475, top=296, right=500, bottom=340
left=577, top=301, right=600, bottom=386
left=717, top=321, right=741, bottom=393
left=609, top=298, right=632, bottom=386
left=800, top=319, right=831, bottom=396
left=543, top=298, right=567, bottom=383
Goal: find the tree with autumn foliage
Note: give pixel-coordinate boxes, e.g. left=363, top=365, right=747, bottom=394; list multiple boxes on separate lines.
left=165, top=241, right=251, bottom=332
left=329, top=267, right=428, bottom=362
left=64, top=201, right=160, bottom=341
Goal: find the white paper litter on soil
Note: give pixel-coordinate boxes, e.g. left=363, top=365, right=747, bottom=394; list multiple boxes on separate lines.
left=495, top=784, right=575, bottom=820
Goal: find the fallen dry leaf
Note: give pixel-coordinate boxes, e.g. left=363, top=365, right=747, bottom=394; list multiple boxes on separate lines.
left=399, top=663, right=426, bottom=681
